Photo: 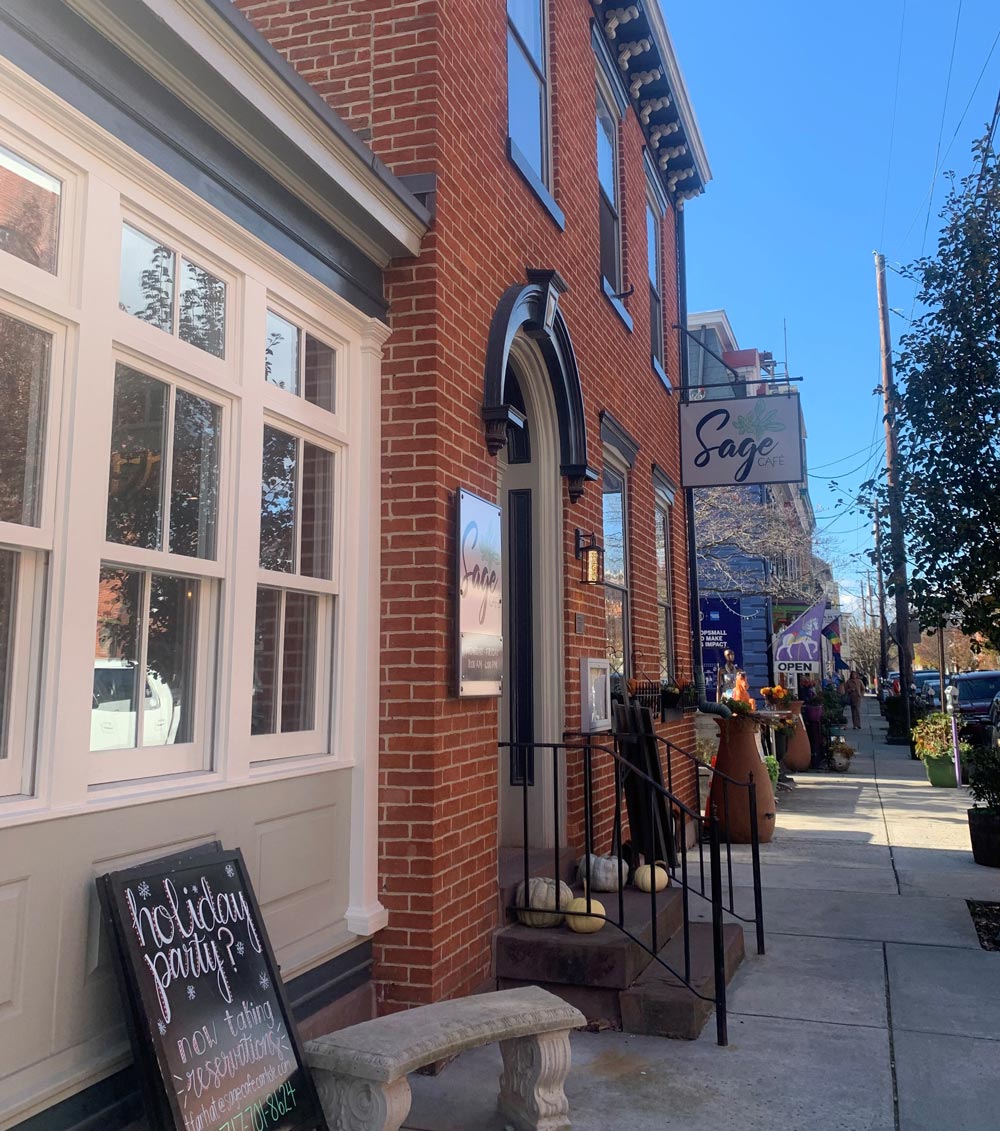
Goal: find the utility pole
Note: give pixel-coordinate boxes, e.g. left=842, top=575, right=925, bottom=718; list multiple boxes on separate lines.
left=875, top=251, right=912, bottom=739
left=873, top=500, right=890, bottom=688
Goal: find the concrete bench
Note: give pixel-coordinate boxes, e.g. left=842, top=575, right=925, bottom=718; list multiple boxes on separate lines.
left=305, top=985, right=586, bottom=1131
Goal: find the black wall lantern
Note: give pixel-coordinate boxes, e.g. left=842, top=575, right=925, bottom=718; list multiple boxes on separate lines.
left=575, top=529, right=605, bottom=585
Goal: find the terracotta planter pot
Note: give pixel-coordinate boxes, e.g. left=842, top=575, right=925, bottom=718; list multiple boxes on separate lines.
left=782, top=702, right=812, bottom=772
left=709, top=716, right=776, bottom=844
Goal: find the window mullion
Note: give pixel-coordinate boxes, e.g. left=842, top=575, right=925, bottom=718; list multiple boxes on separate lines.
left=160, top=384, right=176, bottom=553
left=135, top=570, right=152, bottom=749
left=274, top=589, right=287, bottom=733
left=508, top=24, right=546, bottom=83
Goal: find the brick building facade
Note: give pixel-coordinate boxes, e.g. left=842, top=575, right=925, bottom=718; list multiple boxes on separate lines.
left=236, top=0, right=712, bottom=1013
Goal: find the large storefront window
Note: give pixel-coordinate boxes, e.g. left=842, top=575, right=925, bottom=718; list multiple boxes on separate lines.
left=603, top=464, right=630, bottom=693
left=655, top=502, right=676, bottom=681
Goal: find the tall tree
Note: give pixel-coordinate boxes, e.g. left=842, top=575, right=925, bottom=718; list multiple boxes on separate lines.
left=895, top=130, right=1000, bottom=649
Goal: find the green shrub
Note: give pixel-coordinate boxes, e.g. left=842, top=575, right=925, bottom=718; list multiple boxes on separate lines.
left=912, top=711, right=972, bottom=762
left=763, top=754, right=780, bottom=786
left=969, top=745, right=1000, bottom=812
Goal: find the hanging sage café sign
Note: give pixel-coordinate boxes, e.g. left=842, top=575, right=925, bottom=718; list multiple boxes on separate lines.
left=97, top=846, right=325, bottom=1131
left=680, top=393, right=804, bottom=488
left=456, top=488, right=503, bottom=696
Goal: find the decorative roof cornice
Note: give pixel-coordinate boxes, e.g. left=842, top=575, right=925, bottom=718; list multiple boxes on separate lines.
left=591, top=0, right=711, bottom=205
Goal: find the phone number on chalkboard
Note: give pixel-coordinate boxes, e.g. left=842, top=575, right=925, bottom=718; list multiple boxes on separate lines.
left=216, top=1080, right=297, bottom=1131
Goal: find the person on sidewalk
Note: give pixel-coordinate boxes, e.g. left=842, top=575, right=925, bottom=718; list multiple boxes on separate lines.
left=844, top=670, right=865, bottom=729
left=716, top=649, right=740, bottom=702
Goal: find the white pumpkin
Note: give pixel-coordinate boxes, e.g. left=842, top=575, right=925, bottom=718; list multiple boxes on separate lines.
left=515, top=877, right=573, bottom=928
left=576, top=853, right=626, bottom=892
left=633, top=861, right=670, bottom=892
left=565, top=893, right=606, bottom=933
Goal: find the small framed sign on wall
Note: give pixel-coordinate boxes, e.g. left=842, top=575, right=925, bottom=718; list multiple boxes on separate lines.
left=456, top=488, right=503, bottom=697
left=581, top=657, right=612, bottom=732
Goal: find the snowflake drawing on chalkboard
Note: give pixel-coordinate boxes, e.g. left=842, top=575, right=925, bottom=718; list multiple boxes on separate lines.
left=225, top=863, right=235, bottom=878
left=137, top=881, right=151, bottom=900
left=186, top=985, right=196, bottom=1000
left=157, top=1019, right=167, bottom=1036
left=190, top=883, right=199, bottom=895
left=236, top=941, right=245, bottom=957
left=259, top=972, right=270, bottom=990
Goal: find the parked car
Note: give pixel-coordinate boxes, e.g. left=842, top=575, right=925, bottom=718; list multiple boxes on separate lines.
left=91, top=659, right=176, bottom=751
left=948, top=671, right=1000, bottom=743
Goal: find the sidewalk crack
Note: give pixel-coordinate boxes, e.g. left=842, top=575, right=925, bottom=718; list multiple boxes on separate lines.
left=883, top=942, right=901, bottom=1131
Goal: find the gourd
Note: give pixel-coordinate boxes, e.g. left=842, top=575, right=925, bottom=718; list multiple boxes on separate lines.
left=565, top=882, right=606, bottom=934
left=633, top=860, right=670, bottom=892
left=576, top=853, right=626, bottom=892
left=514, top=877, right=573, bottom=928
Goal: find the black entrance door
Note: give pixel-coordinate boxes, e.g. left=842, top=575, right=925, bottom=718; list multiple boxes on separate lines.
left=507, top=488, right=534, bottom=787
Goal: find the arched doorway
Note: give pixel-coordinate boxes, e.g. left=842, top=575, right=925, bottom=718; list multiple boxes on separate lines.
left=497, top=338, right=564, bottom=849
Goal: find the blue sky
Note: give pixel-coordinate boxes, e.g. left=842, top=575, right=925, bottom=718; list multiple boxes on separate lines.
left=663, top=1, right=1000, bottom=612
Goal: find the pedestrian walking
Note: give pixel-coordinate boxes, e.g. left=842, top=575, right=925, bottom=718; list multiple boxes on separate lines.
left=844, top=670, right=865, bottom=729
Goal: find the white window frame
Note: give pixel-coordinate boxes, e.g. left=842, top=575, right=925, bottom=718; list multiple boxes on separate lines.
left=596, top=81, right=623, bottom=296
left=602, top=452, right=631, bottom=687
left=0, top=66, right=381, bottom=819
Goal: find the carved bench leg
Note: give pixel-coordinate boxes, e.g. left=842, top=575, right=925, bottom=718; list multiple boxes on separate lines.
left=313, top=1069, right=411, bottom=1131
left=498, top=1029, right=573, bottom=1131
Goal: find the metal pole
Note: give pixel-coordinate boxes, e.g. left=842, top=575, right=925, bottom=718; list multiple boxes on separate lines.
left=873, top=503, right=890, bottom=690
left=875, top=251, right=913, bottom=742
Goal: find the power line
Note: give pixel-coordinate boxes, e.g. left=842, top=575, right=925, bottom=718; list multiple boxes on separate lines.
left=809, top=441, right=883, bottom=471
left=974, top=85, right=1000, bottom=197
left=940, top=24, right=1000, bottom=166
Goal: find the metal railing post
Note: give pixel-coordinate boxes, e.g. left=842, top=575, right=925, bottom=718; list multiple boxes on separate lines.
left=709, top=806, right=728, bottom=1047
left=748, top=771, right=765, bottom=955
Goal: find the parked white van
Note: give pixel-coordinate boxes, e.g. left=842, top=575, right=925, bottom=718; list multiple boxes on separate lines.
left=91, top=659, right=176, bottom=751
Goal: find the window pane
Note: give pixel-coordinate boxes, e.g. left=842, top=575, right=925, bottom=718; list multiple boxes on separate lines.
left=260, top=426, right=297, bottom=571
left=120, top=224, right=174, bottom=332
left=596, top=102, right=617, bottom=202
left=0, top=144, right=60, bottom=273
left=0, top=311, right=51, bottom=526
left=605, top=586, right=626, bottom=682
left=265, top=311, right=299, bottom=394
left=599, top=194, right=619, bottom=289
left=106, top=366, right=168, bottom=549
left=304, top=334, right=336, bottom=412
left=650, top=287, right=664, bottom=364
left=146, top=573, right=197, bottom=746
left=179, top=259, right=226, bottom=358
left=508, top=32, right=545, bottom=182
left=251, top=587, right=281, bottom=735
left=646, top=204, right=660, bottom=289
left=281, top=591, right=316, bottom=733
left=300, top=444, right=334, bottom=580
left=171, top=390, right=220, bottom=559
left=92, top=567, right=142, bottom=751
left=655, top=510, right=669, bottom=604
left=0, top=551, right=15, bottom=759
left=507, top=0, right=544, bottom=67
left=602, top=468, right=626, bottom=586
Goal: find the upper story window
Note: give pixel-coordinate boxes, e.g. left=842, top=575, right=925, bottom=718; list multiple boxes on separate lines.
left=596, top=90, right=621, bottom=295
left=119, top=222, right=227, bottom=358
left=0, top=144, right=61, bottom=274
left=506, top=0, right=549, bottom=188
left=647, top=198, right=665, bottom=372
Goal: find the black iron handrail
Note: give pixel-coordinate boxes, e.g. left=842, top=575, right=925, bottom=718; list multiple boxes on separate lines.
left=499, top=732, right=766, bottom=1047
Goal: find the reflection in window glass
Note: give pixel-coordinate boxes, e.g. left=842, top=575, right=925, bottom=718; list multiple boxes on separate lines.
left=0, top=144, right=60, bottom=273
left=119, top=224, right=174, bottom=332
left=300, top=444, right=334, bottom=580
left=0, top=312, right=51, bottom=526
left=507, top=30, right=545, bottom=180
left=146, top=573, right=198, bottom=745
left=106, top=366, right=168, bottom=550
left=0, top=551, right=15, bottom=758
left=507, top=0, right=543, bottom=65
left=92, top=567, right=142, bottom=751
left=251, top=587, right=281, bottom=736
left=655, top=505, right=674, bottom=681
left=265, top=310, right=298, bottom=393
left=91, top=568, right=198, bottom=750
left=179, top=259, right=226, bottom=358
left=260, top=426, right=297, bottom=571
left=304, top=335, right=336, bottom=413
left=603, top=466, right=629, bottom=688
left=596, top=103, right=617, bottom=201
left=171, top=390, right=220, bottom=559
left=602, top=468, right=626, bottom=586
left=281, top=592, right=316, bottom=732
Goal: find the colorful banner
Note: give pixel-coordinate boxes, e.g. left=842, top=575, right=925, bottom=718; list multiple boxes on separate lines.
left=822, top=617, right=843, bottom=656
left=773, top=599, right=826, bottom=674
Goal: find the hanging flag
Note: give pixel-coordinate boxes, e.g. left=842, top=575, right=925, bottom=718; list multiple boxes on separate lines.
left=822, top=617, right=843, bottom=655
left=773, top=599, right=826, bottom=674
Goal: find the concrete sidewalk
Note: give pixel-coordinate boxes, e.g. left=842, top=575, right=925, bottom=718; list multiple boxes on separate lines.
left=403, top=698, right=1000, bottom=1130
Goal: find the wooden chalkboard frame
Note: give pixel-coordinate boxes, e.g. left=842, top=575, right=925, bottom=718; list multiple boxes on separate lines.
left=97, top=844, right=327, bottom=1131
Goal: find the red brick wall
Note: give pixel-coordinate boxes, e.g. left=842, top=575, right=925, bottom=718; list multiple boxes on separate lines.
left=236, top=0, right=699, bottom=1011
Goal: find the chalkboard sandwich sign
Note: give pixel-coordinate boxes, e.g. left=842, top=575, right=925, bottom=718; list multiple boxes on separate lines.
left=97, top=845, right=326, bottom=1131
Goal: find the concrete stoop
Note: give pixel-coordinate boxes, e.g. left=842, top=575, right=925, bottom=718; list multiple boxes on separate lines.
left=619, top=922, right=745, bottom=1040
left=494, top=889, right=744, bottom=1040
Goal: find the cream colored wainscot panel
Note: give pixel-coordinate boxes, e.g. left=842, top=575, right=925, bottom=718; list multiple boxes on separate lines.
left=0, top=771, right=354, bottom=1126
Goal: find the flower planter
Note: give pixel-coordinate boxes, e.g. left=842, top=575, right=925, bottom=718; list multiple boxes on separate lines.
left=968, top=808, right=1000, bottom=868
left=709, top=716, right=776, bottom=844
left=783, top=702, right=811, bottom=772
left=924, top=755, right=957, bottom=788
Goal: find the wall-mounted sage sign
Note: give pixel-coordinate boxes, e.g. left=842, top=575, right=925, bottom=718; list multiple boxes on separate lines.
left=680, top=392, right=804, bottom=487
left=456, top=488, right=503, bottom=696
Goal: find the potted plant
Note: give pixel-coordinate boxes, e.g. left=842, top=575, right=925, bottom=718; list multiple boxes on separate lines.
left=830, top=742, right=854, bottom=773
left=659, top=678, right=681, bottom=712
left=968, top=744, right=1000, bottom=867
left=912, top=711, right=969, bottom=788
